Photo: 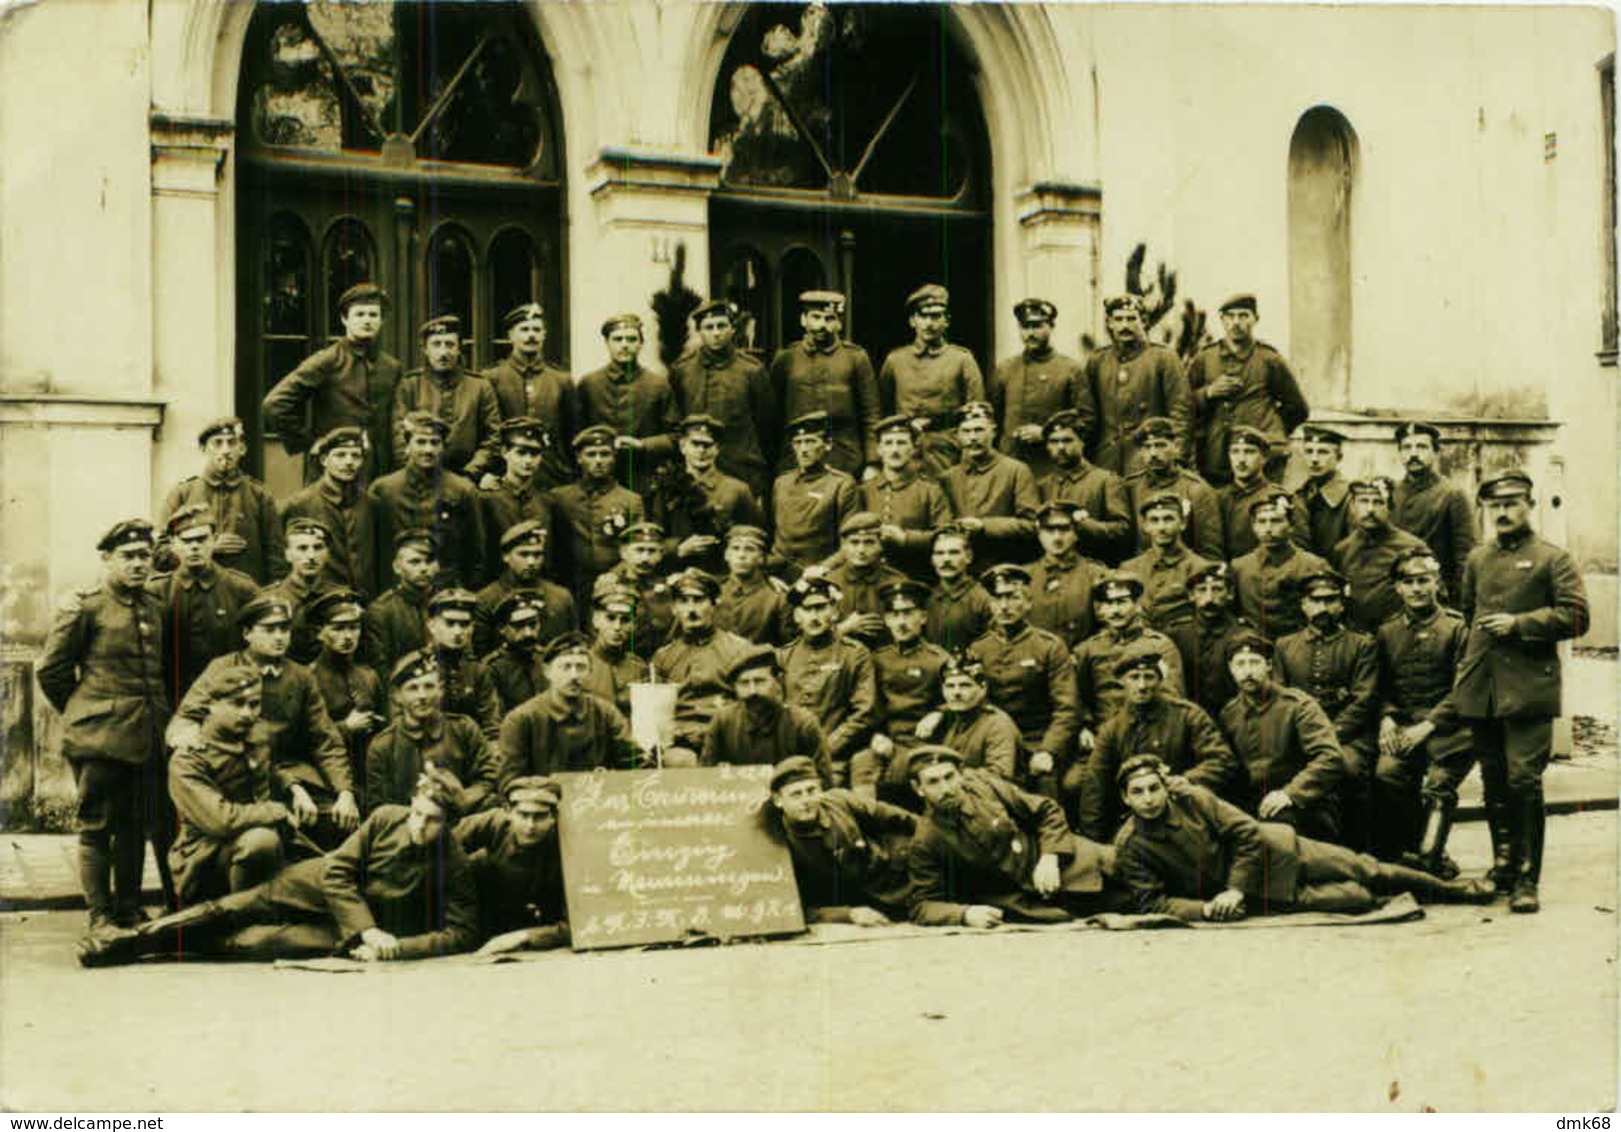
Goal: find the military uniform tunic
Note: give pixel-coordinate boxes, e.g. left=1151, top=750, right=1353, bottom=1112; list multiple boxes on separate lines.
left=1121, top=466, right=1223, bottom=559
left=167, top=730, right=286, bottom=903
left=262, top=338, right=402, bottom=482
left=362, top=583, right=431, bottom=681
left=822, top=559, right=909, bottom=651
left=1274, top=626, right=1381, bottom=754
left=651, top=628, right=755, bottom=748
left=669, top=346, right=779, bottom=499
left=766, top=791, right=916, bottom=918
left=161, top=471, right=285, bottom=586
left=940, top=451, right=1041, bottom=564
left=310, top=652, right=384, bottom=791
left=701, top=701, right=832, bottom=785
left=1083, top=342, right=1192, bottom=475
left=1393, top=468, right=1477, bottom=601
left=1229, top=542, right=1333, bottom=641
left=576, top=362, right=680, bottom=493
left=477, top=479, right=554, bottom=590
left=714, top=575, right=793, bottom=646
left=431, top=648, right=504, bottom=741
left=1078, top=693, right=1236, bottom=842
left=498, top=688, right=638, bottom=780
left=582, top=642, right=649, bottom=717
left=770, top=338, right=882, bottom=475
left=1293, top=473, right=1352, bottom=561
left=778, top=635, right=878, bottom=762
left=478, top=354, right=578, bottom=489
left=548, top=478, right=643, bottom=598
left=1332, top=524, right=1431, bottom=633
left=989, top=347, right=1093, bottom=480
left=878, top=341, right=986, bottom=475
left=931, top=703, right=1022, bottom=780
left=485, top=646, right=547, bottom=717
left=454, top=809, right=568, bottom=941
left=1218, top=681, right=1346, bottom=835
left=857, top=470, right=954, bottom=580
left=1219, top=474, right=1306, bottom=561
left=966, top=623, right=1078, bottom=757
left=1038, top=462, right=1134, bottom=564
left=1183, top=339, right=1309, bottom=484
left=871, top=638, right=950, bottom=744
left=1072, top=625, right=1185, bottom=733
left=473, top=573, right=577, bottom=658
left=146, top=564, right=261, bottom=703
left=365, top=713, right=501, bottom=815
left=1026, top=553, right=1104, bottom=649
left=367, top=464, right=486, bottom=589
left=925, top=576, right=993, bottom=653
left=279, top=477, right=379, bottom=597
left=392, top=369, right=503, bottom=478
left=770, top=465, right=859, bottom=571
left=598, top=564, right=674, bottom=661
left=1119, top=544, right=1220, bottom=632
left=1167, top=612, right=1256, bottom=720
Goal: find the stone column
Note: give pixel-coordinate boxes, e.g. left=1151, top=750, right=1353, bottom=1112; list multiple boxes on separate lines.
left=1012, top=182, right=1103, bottom=362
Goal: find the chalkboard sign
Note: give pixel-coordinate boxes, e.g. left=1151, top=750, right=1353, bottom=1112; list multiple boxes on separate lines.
left=555, top=765, right=807, bottom=951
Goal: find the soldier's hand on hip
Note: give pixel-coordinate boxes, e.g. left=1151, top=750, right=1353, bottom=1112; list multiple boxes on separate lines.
left=1258, top=789, right=1293, bottom=818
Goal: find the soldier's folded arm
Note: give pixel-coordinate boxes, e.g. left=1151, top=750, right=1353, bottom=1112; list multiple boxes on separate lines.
left=261, top=356, right=328, bottom=455
left=35, top=601, right=92, bottom=712
left=322, top=819, right=381, bottom=941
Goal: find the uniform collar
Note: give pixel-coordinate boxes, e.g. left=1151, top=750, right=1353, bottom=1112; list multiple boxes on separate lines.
left=400, top=714, right=446, bottom=743
left=1023, top=344, right=1055, bottom=363
left=429, top=368, right=464, bottom=388
left=1219, top=338, right=1256, bottom=363
left=962, top=450, right=998, bottom=474
left=177, top=564, right=219, bottom=590
left=911, top=339, right=945, bottom=358
left=1494, top=527, right=1534, bottom=551
left=1306, top=473, right=1349, bottom=506
left=1403, top=604, right=1442, bottom=628
left=802, top=337, right=838, bottom=357
left=242, top=650, right=282, bottom=679
left=342, top=337, right=379, bottom=363
left=607, top=360, right=639, bottom=382
left=699, top=346, right=735, bottom=368
left=1404, top=466, right=1438, bottom=489
left=508, top=352, right=545, bottom=376
left=878, top=468, right=917, bottom=489
left=319, top=475, right=360, bottom=507
left=540, top=687, right=586, bottom=722
left=1042, top=550, right=1080, bottom=573
left=202, top=467, right=243, bottom=490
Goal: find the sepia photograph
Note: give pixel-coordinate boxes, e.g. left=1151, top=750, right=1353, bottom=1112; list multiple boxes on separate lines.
left=0, top=0, right=1616, bottom=1115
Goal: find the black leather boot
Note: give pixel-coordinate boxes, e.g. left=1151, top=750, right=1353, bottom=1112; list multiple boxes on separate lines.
left=75, top=900, right=228, bottom=968
left=1373, top=860, right=1497, bottom=903
left=1510, top=794, right=1544, bottom=914
left=1488, top=802, right=1517, bottom=894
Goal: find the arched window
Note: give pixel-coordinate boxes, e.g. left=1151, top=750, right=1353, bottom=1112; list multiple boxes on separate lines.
left=1288, top=106, right=1359, bottom=407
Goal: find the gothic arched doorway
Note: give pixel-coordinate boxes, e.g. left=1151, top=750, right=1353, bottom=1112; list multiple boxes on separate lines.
left=707, top=3, right=992, bottom=363
left=234, top=0, right=566, bottom=479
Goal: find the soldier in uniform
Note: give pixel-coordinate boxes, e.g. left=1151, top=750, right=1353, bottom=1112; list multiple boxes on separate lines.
left=1121, top=416, right=1222, bottom=558
left=821, top=512, right=909, bottom=651
left=367, top=412, right=486, bottom=589
left=1167, top=563, right=1255, bottom=721
left=714, top=525, right=793, bottom=645
left=769, top=290, right=881, bottom=478
left=924, top=525, right=993, bottom=652
left=1026, top=503, right=1105, bottom=649
left=477, top=418, right=555, bottom=589
left=769, top=411, right=859, bottom=576
left=653, top=414, right=766, bottom=575
left=172, top=595, right=360, bottom=850
left=858, top=415, right=953, bottom=581
left=307, top=589, right=385, bottom=795
left=940, top=400, right=1041, bottom=566
left=989, top=298, right=1093, bottom=481
left=455, top=775, right=572, bottom=955
left=160, top=417, right=283, bottom=586
left=669, top=298, right=779, bottom=501
left=423, top=588, right=502, bottom=742
left=278, top=427, right=378, bottom=598
left=259, top=516, right=336, bottom=664
left=1292, top=423, right=1353, bottom=559
left=1229, top=491, right=1332, bottom=640
left=1217, top=426, right=1303, bottom=560
left=1075, top=643, right=1237, bottom=842
left=1083, top=294, right=1192, bottom=476
left=967, top=564, right=1078, bottom=798
left=906, top=747, right=1121, bottom=927
left=1217, top=632, right=1345, bottom=842
left=391, top=315, right=502, bottom=480
left=778, top=576, right=877, bottom=783
left=1120, top=492, right=1220, bottom=632
left=479, top=301, right=577, bottom=491
left=1112, top=756, right=1494, bottom=922
left=913, top=652, right=1022, bottom=782
left=763, top=756, right=916, bottom=925
left=472, top=521, right=577, bottom=658
left=38, top=519, right=172, bottom=931
left=576, top=313, right=680, bottom=496
left=878, top=284, right=986, bottom=477
left=1037, top=409, right=1132, bottom=565
left=1274, top=571, right=1381, bottom=850
left=596, top=522, right=675, bottom=661
left=1072, top=572, right=1185, bottom=756
left=1392, top=421, right=1477, bottom=603
left=148, top=503, right=261, bottom=705
left=361, top=528, right=437, bottom=681
left=261, top=281, right=400, bottom=484
left=498, top=632, right=639, bottom=779
left=702, top=648, right=832, bottom=783
left=367, top=651, right=502, bottom=815
left=856, top=580, right=950, bottom=802
left=1373, top=549, right=1474, bottom=869
left=1333, top=477, right=1430, bottom=632
left=484, top=591, right=549, bottom=716
left=651, top=569, right=754, bottom=760
left=1451, top=472, right=1588, bottom=912
left=1184, top=294, right=1309, bottom=485
left=583, top=583, right=650, bottom=716
left=548, top=425, right=645, bottom=603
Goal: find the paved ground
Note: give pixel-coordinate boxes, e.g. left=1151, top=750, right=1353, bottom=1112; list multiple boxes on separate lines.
left=2, top=812, right=1615, bottom=1113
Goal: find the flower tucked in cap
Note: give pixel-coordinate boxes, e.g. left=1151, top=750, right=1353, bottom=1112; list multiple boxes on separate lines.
left=309, top=588, right=365, bottom=627
left=678, top=414, right=724, bottom=441
left=1113, top=642, right=1168, bottom=678
left=1346, top=477, right=1395, bottom=504
left=1394, top=421, right=1442, bottom=445
left=838, top=511, right=881, bottom=539
left=1226, top=425, right=1271, bottom=453
left=427, top=588, right=478, bottom=616
left=980, top=563, right=1032, bottom=594
left=1132, top=416, right=1178, bottom=445
left=201, top=659, right=263, bottom=702
left=787, top=574, right=842, bottom=608
left=390, top=649, right=440, bottom=687
left=1389, top=548, right=1442, bottom=580
left=502, top=301, right=545, bottom=329
left=1185, top=561, right=1234, bottom=592
left=1091, top=572, right=1144, bottom=603
left=725, top=524, right=769, bottom=550
left=1218, top=294, right=1258, bottom=315
left=541, top=630, right=592, bottom=664
left=419, top=314, right=461, bottom=339
left=400, top=411, right=451, bottom=440
left=872, top=413, right=919, bottom=440
left=500, top=520, right=548, bottom=553
left=905, top=283, right=950, bottom=313
left=505, top=775, right=563, bottom=809
left=337, top=282, right=387, bottom=313
left=785, top=411, right=833, bottom=440
left=573, top=424, right=618, bottom=453
left=940, top=651, right=987, bottom=685
left=1224, top=630, right=1274, bottom=662
left=394, top=527, right=438, bottom=553
left=237, top=594, right=293, bottom=629
left=1249, top=491, right=1294, bottom=518
left=1298, top=570, right=1350, bottom=601
left=1138, top=491, right=1190, bottom=520
left=906, top=744, right=964, bottom=777
left=1042, top=409, right=1085, bottom=440
left=1477, top=470, right=1534, bottom=503
left=311, top=426, right=368, bottom=461
left=500, top=417, right=549, bottom=449
left=600, top=313, right=643, bottom=338
left=798, top=290, right=846, bottom=311
left=957, top=401, right=996, bottom=426
left=494, top=590, right=546, bottom=627
left=769, top=756, right=821, bottom=795
left=1035, top=502, right=1085, bottom=528
left=690, top=298, right=735, bottom=324
left=668, top=569, right=720, bottom=600
left=283, top=517, right=331, bottom=545
left=1103, top=293, right=1144, bottom=316
left=1298, top=423, right=1346, bottom=446
left=879, top=580, right=932, bottom=612
left=198, top=417, right=245, bottom=447
left=1116, top=753, right=1172, bottom=790
left=725, top=644, right=780, bottom=685
left=619, top=521, right=665, bottom=546
left=164, top=504, right=215, bottom=539
left=1013, top=297, right=1057, bottom=324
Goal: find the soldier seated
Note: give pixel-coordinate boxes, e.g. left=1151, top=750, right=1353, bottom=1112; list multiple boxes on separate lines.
left=702, top=647, right=832, bottom=782
left=714, top=524, right=792, bottom=645
left=366, top=651, right=501, bottom=815
left=651, top=569, right=754, bottom=762
left=855, top=580, right=950, bottom=803
left=498, top=632, right=639, bottom=778
left=914, top=652, right=1022, bottom=784
left=778, top=575, right=876, bottom=781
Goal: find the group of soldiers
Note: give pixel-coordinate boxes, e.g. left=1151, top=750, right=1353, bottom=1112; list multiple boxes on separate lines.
left=49, top=278, right=1590, bottom=966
